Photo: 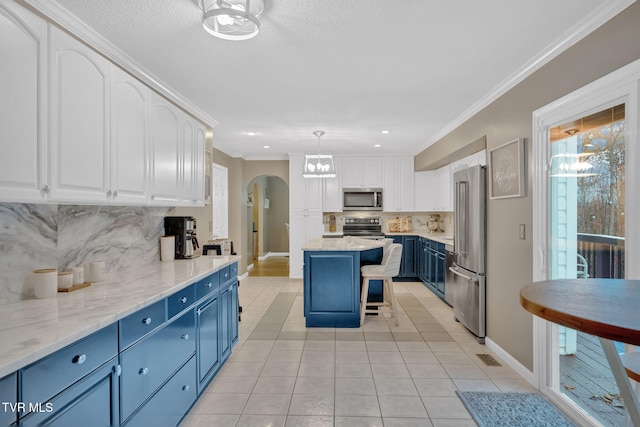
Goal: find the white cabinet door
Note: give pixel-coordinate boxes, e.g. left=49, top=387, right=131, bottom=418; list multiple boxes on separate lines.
left=362, top=157, right=383, bottom=188
left=0, top=2, right=48, bottom=202
left=341, top=156, right=382, bottom=188
left=436, top=164, right=452, bottom=211
left=288, top=212, right=322, bottom=279
left=383, top=156, right=414, bottom=212
left=289, top=155, right=322, bottom=212
left=383, top=157, right=398, bottom=211
left=110, top=65, right=149, bottom=204
left=193, top=124, right=207, bottom=206
left=49, top=26, right=110, bottom=203
left=181, top=115, right=194, bottom=205
left=322, top=156, right=342, bottom=212
left=414, top=170, right=436, bottom=212
left=212, top=163, right=228, bottom=239
left=149, top=93, right=180, bottom=204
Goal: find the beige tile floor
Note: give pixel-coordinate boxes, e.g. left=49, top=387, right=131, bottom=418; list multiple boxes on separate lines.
left=181, top=277, right=535, bottom=427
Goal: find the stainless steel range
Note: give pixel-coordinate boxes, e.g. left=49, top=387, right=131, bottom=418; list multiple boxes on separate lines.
left=342, top=217, right=385, bottom=239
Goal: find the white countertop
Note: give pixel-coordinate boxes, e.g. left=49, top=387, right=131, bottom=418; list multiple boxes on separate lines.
left=0, top=255, right=240, bottom=378
left=385, top=232, right=454, bottom=246
left=303, top=237, right=386, bottom=251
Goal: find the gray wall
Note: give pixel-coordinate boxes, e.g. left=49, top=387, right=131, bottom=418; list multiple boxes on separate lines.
left=414, top=2, right=640, bottom=370
left=266, top=176, right=290, bottom=253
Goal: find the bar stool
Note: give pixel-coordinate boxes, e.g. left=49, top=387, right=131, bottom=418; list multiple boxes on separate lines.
left=360, top=243, right=403, bottom=326
left=620, top=351, right=640, bottom=426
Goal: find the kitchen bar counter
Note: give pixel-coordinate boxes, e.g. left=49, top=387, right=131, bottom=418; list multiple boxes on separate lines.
left=385, top=232, right=454, bottom=246
left=303, top=237, right=386, bottom=251
left=0, top=255, right=239, bottom=378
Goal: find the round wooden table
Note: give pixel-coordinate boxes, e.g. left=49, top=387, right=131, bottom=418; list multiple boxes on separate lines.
left=520, top=279, right=640, bottom=425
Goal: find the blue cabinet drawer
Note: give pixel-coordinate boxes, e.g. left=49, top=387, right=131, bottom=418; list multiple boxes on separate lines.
left=0, top=372, right=16, bottom=427
left=21, top=324, right=118, bottom=410
left=124, top=356, right=196, bottom=427
left=195, top=272, right=219, bottom=301
left=229, top=262, right=238, bottom=278
left=120, top=309, right=195, bottom=422
left=167, top=284, right=196, bottom=319
left=119, top=299, right=166, bottom=350
left=20, top=357, right=119, bottom=427
left=219, top=266, right=231, bottom=284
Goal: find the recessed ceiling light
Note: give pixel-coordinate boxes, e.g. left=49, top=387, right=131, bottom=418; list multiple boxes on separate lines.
left=374, top=144, right=381, bottom=148
left=263, top=145, right=270, bottom=149
left=247, top=132, right=257, bottom=136
left=381, top=130, right=390, bottom=134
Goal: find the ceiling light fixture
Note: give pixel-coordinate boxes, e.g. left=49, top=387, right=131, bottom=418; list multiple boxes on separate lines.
left=381, top=130, right=390, bottom=134
left=303, top=131, right=336, bottom=178
left=200, top=0, right=264, bottom=41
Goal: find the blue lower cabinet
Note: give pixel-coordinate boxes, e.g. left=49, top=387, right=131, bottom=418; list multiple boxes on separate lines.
left=219, top=284, right=231, bottom=362
left=196, top=293, right=220, bottom=392
left=20, top=324, right=118, bottom=418
left=167, top=283, right=196, bottom=320
left=0, top=372, right=16, bottom=427
left=230, top=279, right=239, bottom=347
left=20, top=357, right=119, bottom=427
left=119, top=299, right=166, bottom=350
left=304, top=251, right=361, bottom=327
left=120, top=309, right=195, bottom=422
left=124, top=356, right=196, bottom=427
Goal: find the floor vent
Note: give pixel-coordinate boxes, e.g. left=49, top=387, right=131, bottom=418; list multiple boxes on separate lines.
left=477, top=353, right=502, bottom=367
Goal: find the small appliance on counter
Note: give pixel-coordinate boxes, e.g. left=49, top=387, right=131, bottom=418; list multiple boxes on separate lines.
left=164, top=216, right=200, bottom=259
left=203, top=239, right=236, bottom=256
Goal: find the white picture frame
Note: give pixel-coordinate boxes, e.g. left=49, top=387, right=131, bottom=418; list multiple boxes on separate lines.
left=489, top=138, right=526, bottom=199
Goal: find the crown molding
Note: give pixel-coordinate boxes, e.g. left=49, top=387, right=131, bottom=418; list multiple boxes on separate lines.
left=22, top=0, right=219, bottom=129
left=424, top=0, right=635, bottom=149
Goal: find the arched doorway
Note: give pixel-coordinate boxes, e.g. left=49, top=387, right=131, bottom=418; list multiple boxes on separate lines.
left=245, top=175, right=289, bottom=276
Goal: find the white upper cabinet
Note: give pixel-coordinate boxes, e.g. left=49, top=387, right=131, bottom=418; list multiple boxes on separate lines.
left=212, top=163, right=228, bottom=240
left=414, top=164, right=451, bottom=212
left=179, top=114, right=207, bottom=206
left=193, top=123, right=207, bottom=205
left=383, top=156, right=414, bottom=212
left=322, top=156, right=342, bottom=212
left=149, top=92, right=181, bottom=205
left=341, top=156, right=383, bottom=188
left=49, top=26, right=111, bottom=203
left=110, top=65, right=149, bottom=204
left=0, top=2, right=48, bottom=202
left=289, top=155, right=322, bottom=212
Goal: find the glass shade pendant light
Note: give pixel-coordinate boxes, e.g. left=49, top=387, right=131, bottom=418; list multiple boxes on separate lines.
left=200, top=0, right=264, bottom=41
left=303, top=131, right=336, bottom=178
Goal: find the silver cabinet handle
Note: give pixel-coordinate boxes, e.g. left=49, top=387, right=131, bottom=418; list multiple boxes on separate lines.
left=113, top=190, right=118, bottom=198
left=182, top=385, right=190, bottom=391
left=179, top=296, right=188, bottom=304
left=139, top=368, right=149, bottom=375
left=41, top=185, right=50, bottom=194
left=181, top=334, right=189, bottom=340
left=142, top=317, right=152, bottom=325
left=206, top=282, right=212, bottom=288
left=73, top=354, right=86, bottom=364
left=151, top=195, right=155, bottom=200
left=107, top=190, right=112, bottom=198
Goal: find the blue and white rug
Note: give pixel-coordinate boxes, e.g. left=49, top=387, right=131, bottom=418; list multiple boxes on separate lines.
left=456, top=391, right=577, bottom=427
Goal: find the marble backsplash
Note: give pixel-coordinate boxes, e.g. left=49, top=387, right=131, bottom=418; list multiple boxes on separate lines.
left=0, top=203, right=170, bottom=305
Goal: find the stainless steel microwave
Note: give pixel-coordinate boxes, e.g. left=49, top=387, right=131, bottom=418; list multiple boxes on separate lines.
left=343, top=188, right=383, bottom=211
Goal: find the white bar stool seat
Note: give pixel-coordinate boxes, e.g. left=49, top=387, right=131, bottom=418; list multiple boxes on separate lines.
left=360, top=243, right=403, bottom=326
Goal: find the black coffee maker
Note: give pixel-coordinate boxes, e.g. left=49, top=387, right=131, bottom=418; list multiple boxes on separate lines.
left=164, top=216, right=199, bottom=259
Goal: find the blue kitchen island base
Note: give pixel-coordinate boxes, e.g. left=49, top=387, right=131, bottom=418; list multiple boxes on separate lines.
left=303, top=241, right=383, bottom=328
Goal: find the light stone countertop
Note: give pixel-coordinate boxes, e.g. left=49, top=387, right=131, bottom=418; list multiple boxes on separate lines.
left=303, top=237, right=386, bottom=251
left=0, top=255, right=240, bottom=378
left=384, top=232, right=454, bottom=246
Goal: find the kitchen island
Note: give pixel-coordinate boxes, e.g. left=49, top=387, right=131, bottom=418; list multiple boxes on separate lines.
left=303, top=237, right=385, bottom=327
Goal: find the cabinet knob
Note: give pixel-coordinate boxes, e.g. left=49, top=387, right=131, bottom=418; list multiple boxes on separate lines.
left=72, top=354, right=87, bottom=365
left=41, top=185, right=50, bottom=194
left=106, top=190, right=112, bottom=198
left=179, top=296, right=188, bottom=304
left=206, top=282, right=212, bottom=288
left=182, top=385, right=190, bottom=392
left=139, top=367, right=149, bottom=375
left=113, top=190, right=118, bottom=198
left=151, top=195, right=155, bottom=200
left=181, top=334, right=189, bottom=340
left=142, top=317, right=152, bottom=325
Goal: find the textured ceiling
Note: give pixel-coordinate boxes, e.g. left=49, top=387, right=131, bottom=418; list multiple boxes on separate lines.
left=53, top=0, right=612, bottom=159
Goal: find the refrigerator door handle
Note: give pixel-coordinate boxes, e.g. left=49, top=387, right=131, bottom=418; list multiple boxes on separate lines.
left=449, top=266, right=478, bottom=282
left=455, top=180, right=468, bottom=256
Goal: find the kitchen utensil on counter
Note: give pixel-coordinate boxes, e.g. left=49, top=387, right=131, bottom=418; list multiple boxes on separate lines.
left=33, top=268, right=57, bottom=298
left=71, top=266, right=84, bottom=285
left=160, top=235, right=175, bottom=262
left=89, top=261, right=106, bottom=282
left=329, top=215, right=336, bottom=232
left=57, top=271, right=73, bottom=290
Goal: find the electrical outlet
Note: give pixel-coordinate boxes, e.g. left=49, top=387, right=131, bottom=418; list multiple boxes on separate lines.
left=519, top=224, right=526, bottom=240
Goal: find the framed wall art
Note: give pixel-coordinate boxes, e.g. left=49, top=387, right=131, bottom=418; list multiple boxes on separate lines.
left=489, top=138, right=525, bottom=199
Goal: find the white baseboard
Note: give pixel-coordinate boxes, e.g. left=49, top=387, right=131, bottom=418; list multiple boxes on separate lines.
left=246, top=263, right=254, bottom=271
left=258, top=252, right=289, bottom=260
left=238, top=272, right=249, bottom=281
left=485, top=337, right=537, bottom=388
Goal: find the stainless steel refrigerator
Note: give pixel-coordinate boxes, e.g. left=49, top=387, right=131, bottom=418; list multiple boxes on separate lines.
left=450, top=165, right=486, bottom=343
